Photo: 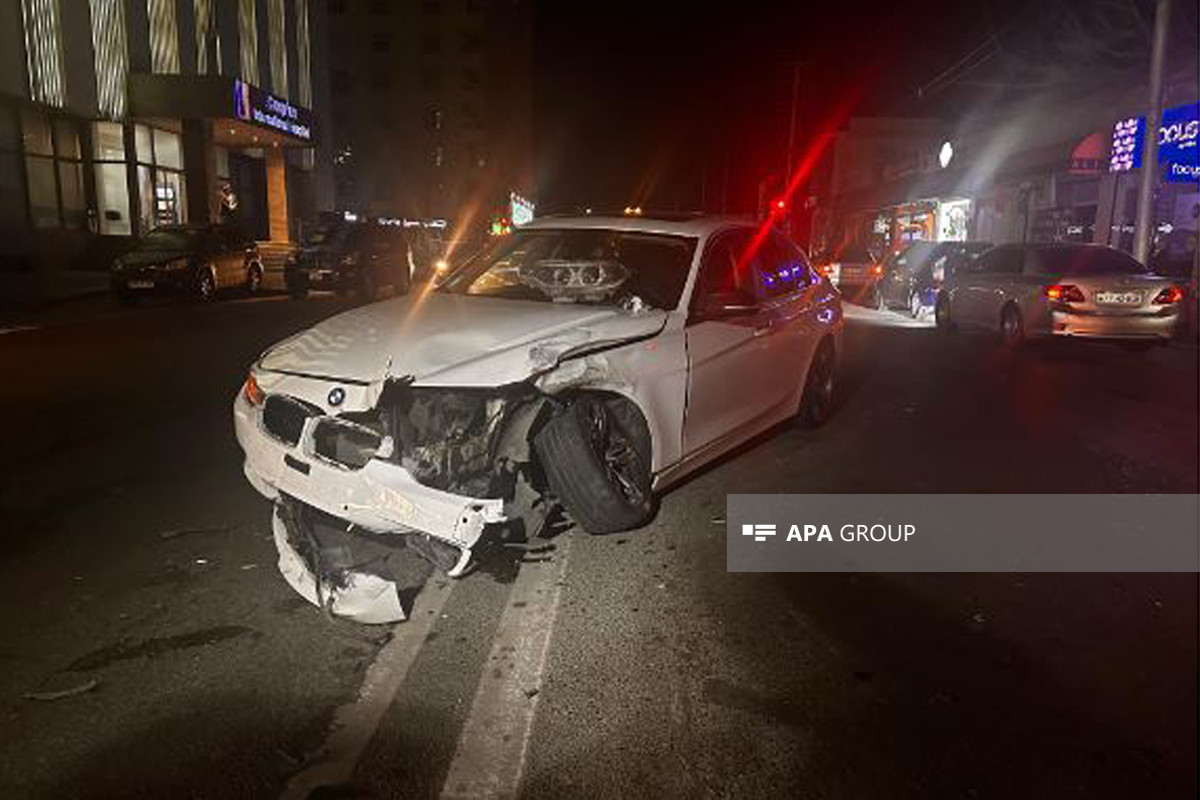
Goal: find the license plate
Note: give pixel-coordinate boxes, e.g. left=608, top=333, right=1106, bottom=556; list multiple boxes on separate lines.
left=1094, top=291, right=1141, bottom=305
left=127, top=280, right=155, bottom=289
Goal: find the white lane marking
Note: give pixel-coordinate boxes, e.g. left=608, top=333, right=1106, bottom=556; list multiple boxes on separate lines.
left=440, top=537, right=572, bottom=800
left=281, top=579, right=455, bottom=800
left=0, top=325, right=41, bottom=336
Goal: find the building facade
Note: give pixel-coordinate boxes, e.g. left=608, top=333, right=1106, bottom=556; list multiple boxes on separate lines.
left=814, top=77, right=1198, bottom=273
left=0, top=0, right=333, bottom=285
left=325, top=0, right=533, bottom=238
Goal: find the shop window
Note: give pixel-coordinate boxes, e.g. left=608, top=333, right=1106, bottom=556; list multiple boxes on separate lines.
left=135, top=124, right=153, bottom=164
left=21, top=109, right=53, bottom=156
left=19, top=109, right=85, bottom=230
left=93, top=121, right=125, bottom=161
left=53, top=118, right=80, bottom=160
left=94, top=162, right=131, bottom=235
left=92, top=121, right=131, bottom=236
left=133, top=124, right=188, bottom=231
left=152, top=128, right=182, bottom=170
left=153, top=171, right=187, bottom=228
left=25, top=156, right=58, bottom=228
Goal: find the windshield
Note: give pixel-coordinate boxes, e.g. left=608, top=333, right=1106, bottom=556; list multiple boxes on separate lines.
left=1030, top=246, right=1148, bottom=276
left=441, top=229, right=697, bottom=309
left=141, top=227, right=201, bottom=251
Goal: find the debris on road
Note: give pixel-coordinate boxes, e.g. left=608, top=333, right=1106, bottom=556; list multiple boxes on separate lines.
left=159, top=525, right=230, bottom=540
left=24, top=678, right=100, bottom=702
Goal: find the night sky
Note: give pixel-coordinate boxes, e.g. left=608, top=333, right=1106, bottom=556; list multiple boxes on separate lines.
left=531, top=0, right=1189, bottom=215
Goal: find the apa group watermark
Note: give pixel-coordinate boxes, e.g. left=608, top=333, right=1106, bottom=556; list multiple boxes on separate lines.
left=728, top=494, right=1200, bottom=573
left=743, top=523, right=916, bottom=543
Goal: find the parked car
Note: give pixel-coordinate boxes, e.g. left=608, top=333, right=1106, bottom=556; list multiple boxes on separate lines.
left=935, top=243, right=1187, bottom=347
left=285, top=220, right=411, bottom=301
left=878, top=240, right=992, bottom=317
left=815, top=241, right=883, bottom=306
left=233, top=215, right=844, bottom=621
left=111, top=223, right=262, bottom=304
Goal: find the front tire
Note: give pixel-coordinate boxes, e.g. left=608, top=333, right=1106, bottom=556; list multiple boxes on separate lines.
left=195, top=268, right=216, bottom=302
left=534, top=395, right=654, bottom=535
left=798, top=338, right=837, bottom=428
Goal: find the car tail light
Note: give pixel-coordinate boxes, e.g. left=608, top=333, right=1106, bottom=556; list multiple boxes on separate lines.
left=1152, top=286, right=1184, bottom=304
left=243, top=373, right=266, bottom=406
left=871, top=265, right=883, bottom=276
left=1044, top=284, right=1084, bottom=302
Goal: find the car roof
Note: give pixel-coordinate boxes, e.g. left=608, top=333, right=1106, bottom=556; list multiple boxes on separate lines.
left=523, top=214, right=758, bottom=238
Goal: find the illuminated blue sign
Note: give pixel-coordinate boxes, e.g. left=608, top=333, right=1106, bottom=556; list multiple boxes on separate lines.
left=233, top=79, right=313, bottom=142
left=1109, top=116, right=1143, bottom=172
left=1159, top=102, right=1198, bottom=183
left=1108, top=102, right=1199, bottom=182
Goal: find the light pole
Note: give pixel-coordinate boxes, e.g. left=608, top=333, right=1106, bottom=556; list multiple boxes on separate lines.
left=1133, top=0, right=1171, bottom=265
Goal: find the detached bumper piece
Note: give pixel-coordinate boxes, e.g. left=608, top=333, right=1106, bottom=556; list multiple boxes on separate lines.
left=272, top=496, right=407, bottom=624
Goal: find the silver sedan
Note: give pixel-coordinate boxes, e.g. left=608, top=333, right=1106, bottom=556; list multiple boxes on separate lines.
left=935, top=243, right=1186, bottom=347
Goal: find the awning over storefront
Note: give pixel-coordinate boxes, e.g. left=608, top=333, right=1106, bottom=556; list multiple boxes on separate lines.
left=128, top=74, right=316, bottom=147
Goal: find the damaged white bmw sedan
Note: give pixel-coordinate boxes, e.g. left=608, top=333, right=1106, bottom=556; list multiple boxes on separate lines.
left=233, top=215, right=843, bottom=621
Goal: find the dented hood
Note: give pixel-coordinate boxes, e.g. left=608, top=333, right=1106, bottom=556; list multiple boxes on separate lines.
left=258, top=291, right=667, bottom=387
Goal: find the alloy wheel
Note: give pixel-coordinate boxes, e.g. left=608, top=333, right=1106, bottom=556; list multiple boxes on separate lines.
left=586, top=401, right=646, bottom=505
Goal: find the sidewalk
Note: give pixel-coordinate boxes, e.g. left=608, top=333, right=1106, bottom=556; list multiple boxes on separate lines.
left=0, top=269, right=112, bottom=327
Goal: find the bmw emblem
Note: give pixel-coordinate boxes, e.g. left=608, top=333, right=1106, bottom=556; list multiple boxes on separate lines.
left=327, top=387, right=346, bottom=407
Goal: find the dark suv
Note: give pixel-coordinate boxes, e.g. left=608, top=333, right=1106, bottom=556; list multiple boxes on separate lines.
left=111, top=223, right=262, bottom=304
left=285, top=221, right=412, bottom=301
left=878, top=240, right=992, bottom=317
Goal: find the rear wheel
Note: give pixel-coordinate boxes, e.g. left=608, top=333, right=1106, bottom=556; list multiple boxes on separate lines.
left=798, top=338, right=837, bottom=428
left=534, top=395, right=654, bottom=535
left=1000, top=304, right=1025, bottom=348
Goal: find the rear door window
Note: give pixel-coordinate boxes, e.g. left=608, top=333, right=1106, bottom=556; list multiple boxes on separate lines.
left=978, top=246, right=1023, bottom=274
left=758, top=233, right=813, bottom=299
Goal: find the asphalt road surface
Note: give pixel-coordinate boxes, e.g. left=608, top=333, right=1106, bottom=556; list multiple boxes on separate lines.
left=1, top=292, right=1196, bottom=799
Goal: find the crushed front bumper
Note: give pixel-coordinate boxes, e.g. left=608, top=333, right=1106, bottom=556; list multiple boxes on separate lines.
left=233, top=391, right=506, bottom=578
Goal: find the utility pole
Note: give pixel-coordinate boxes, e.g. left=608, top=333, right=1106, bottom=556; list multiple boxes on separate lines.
left=1133, top=0, right=1171, bottom=265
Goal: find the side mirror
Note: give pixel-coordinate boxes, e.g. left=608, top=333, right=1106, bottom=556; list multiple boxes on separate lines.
left=697, top=290, right=757, bottom=320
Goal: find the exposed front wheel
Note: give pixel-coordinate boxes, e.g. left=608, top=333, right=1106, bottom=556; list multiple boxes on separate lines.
left=534, top=395, right=654, bottom=535
left=798, top=338, right=837, bottom=428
